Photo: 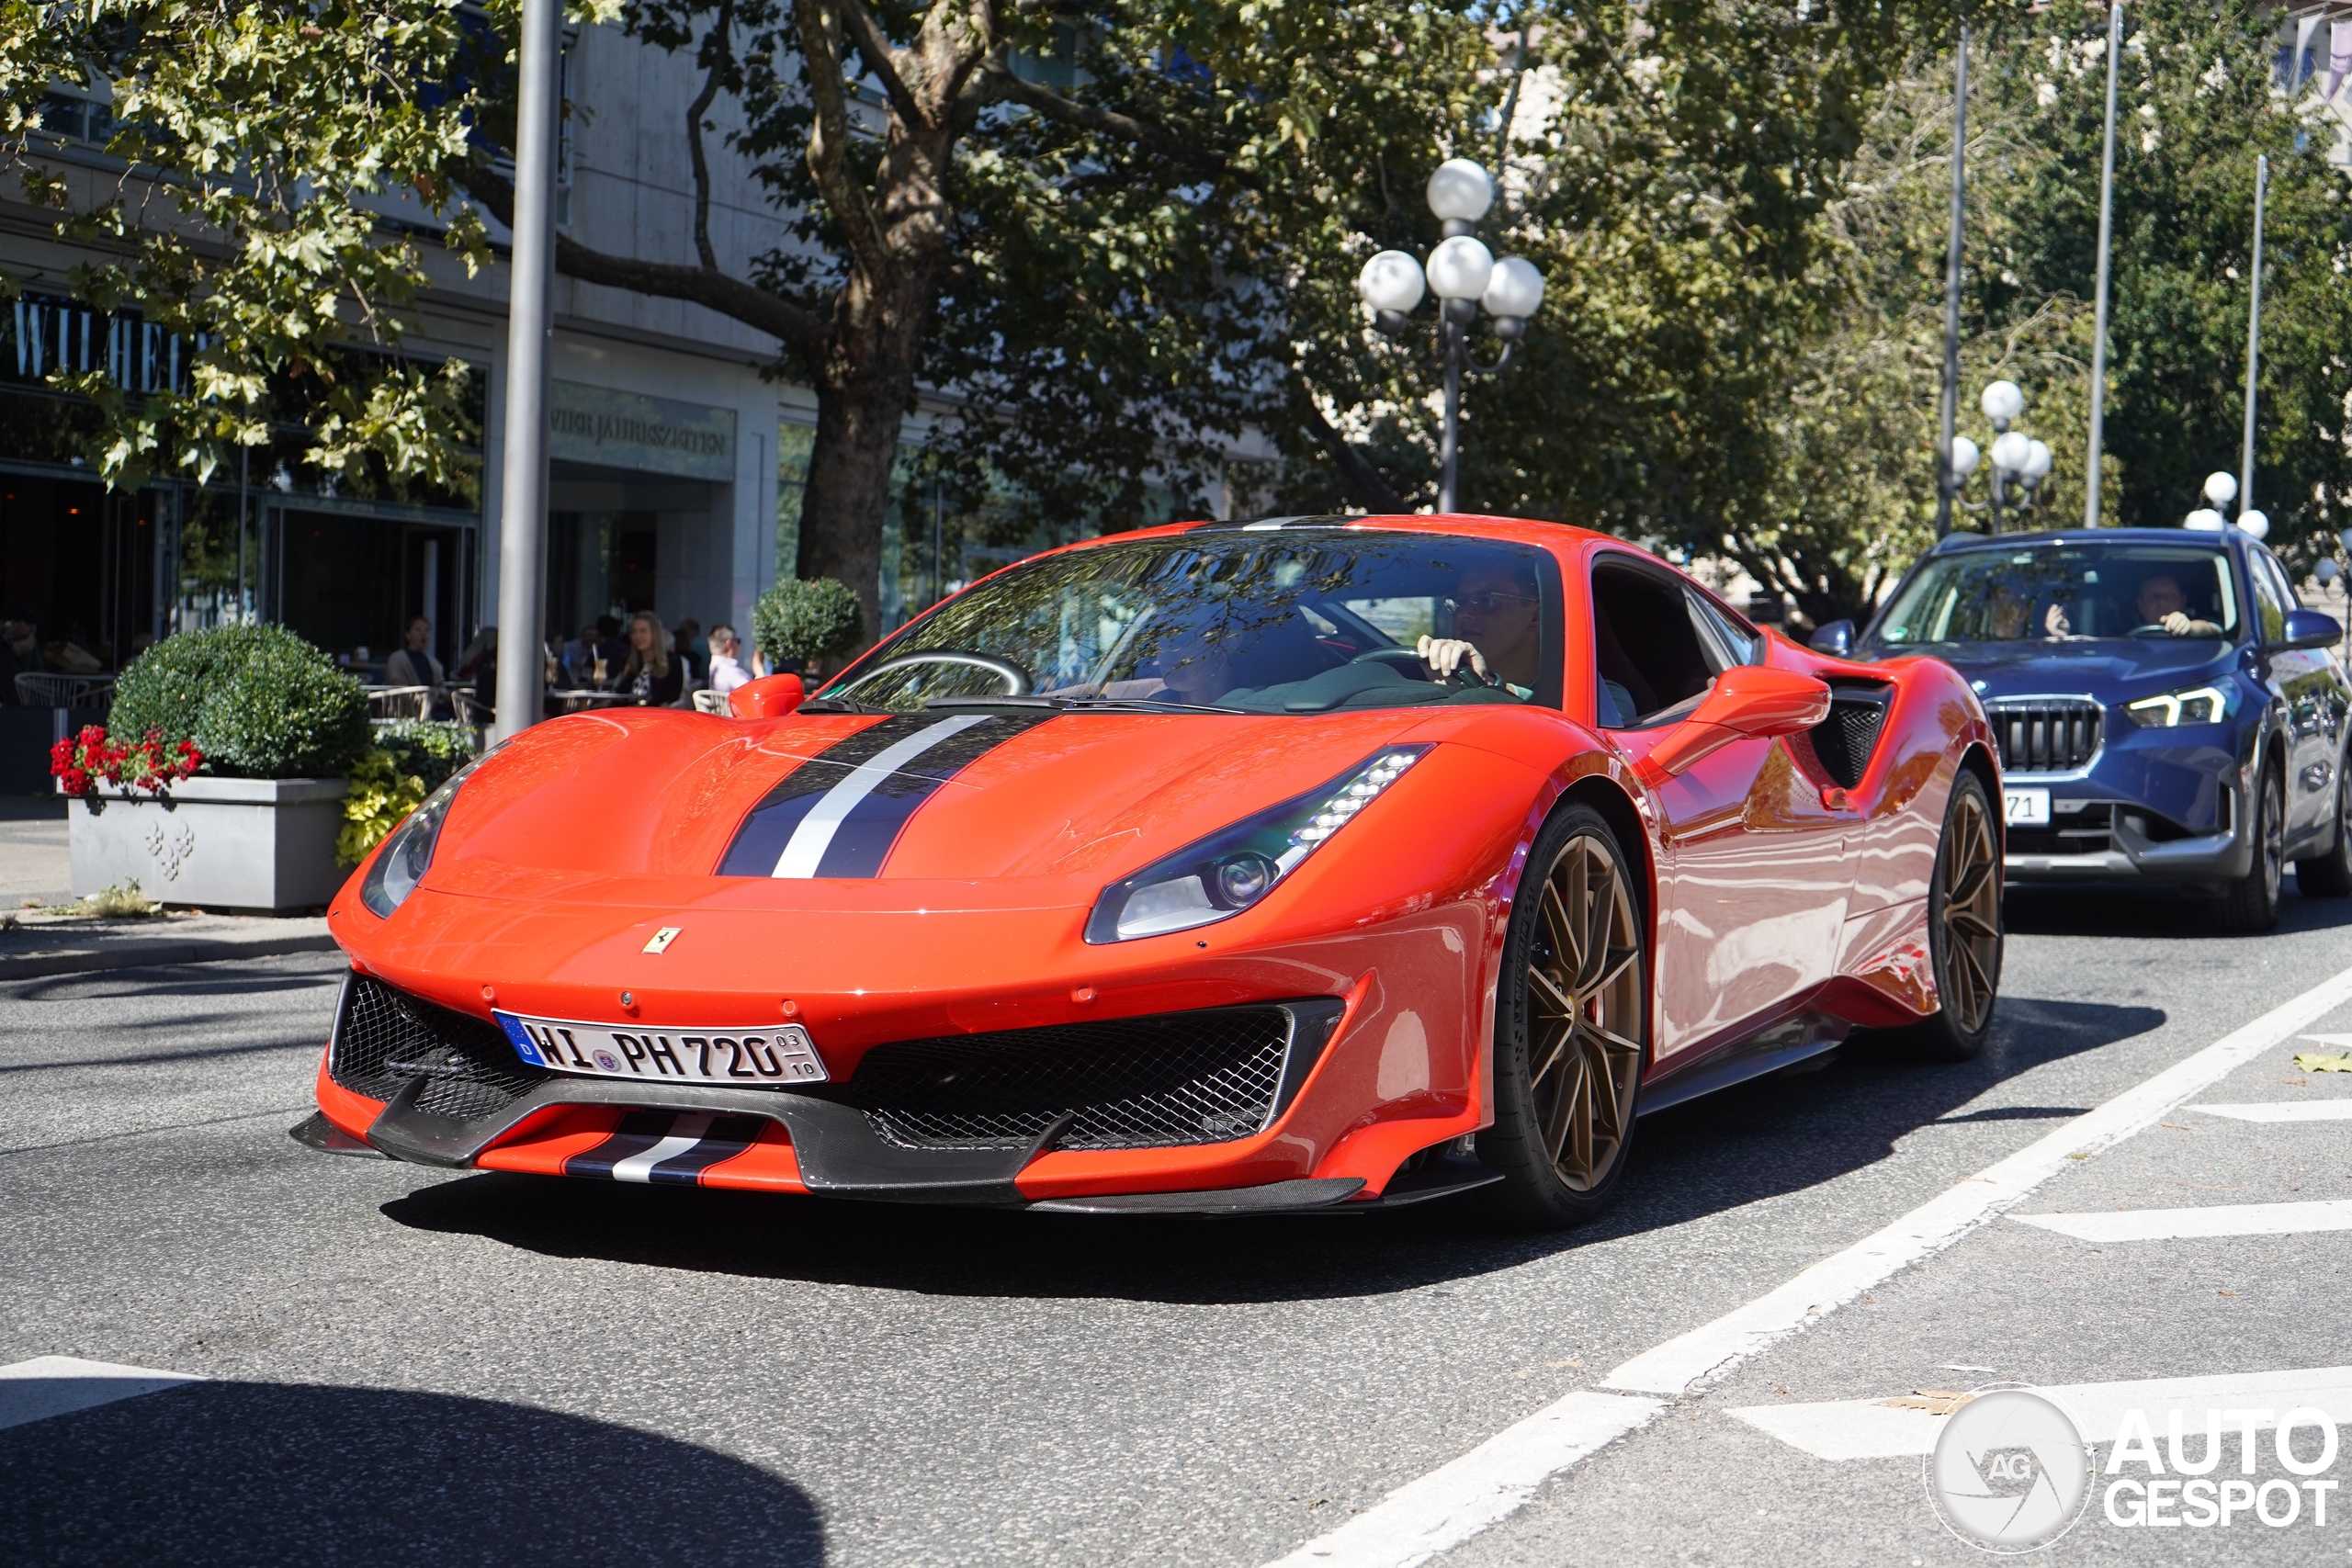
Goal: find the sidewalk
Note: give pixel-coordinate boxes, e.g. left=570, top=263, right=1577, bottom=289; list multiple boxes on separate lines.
left=0, top=908, right=338, bottom=981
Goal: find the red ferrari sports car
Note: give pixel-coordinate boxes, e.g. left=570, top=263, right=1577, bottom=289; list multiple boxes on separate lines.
left=298, top=514, right=2002, bottom=1227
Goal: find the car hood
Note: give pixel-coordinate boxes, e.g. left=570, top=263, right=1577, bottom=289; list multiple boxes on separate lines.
left=423, top=706, right=1430, bottom=905
left=1866, top=637, right=2236, bottom=703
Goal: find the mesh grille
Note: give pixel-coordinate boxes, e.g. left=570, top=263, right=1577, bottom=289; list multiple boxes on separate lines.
left=329, top=974, right=546, bottom=1122
left=1809, top=683, right=1890, bottom=790
left=842, top=1008, right=1296, bottom=1151
left=2006, top=802, right=2114, bottom=858
left=1989, top=697, right=2103, bottom=774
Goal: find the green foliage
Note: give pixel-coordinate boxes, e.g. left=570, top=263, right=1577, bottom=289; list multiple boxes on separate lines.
left=751, top=577, right=864, bottom=666
left=371, top=718, right=477, bottom=793
left=110, top=625, right=372, bottom=779
left=336, top=748, right=426, bottom=868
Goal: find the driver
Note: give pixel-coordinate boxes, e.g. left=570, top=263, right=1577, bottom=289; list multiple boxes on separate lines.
left=2137, top=572, right=2222, bottom=637
left=1418, top=564, right=1544, bottom=697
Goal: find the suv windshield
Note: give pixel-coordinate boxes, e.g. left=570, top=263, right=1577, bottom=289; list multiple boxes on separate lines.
left=1871, top=542, right=2239, bottom=649
left=818, top=529, right=1557, bottom=714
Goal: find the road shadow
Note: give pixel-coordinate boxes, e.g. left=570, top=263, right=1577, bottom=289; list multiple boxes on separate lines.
left=0, top=1379, right=823, bottom=1567
left=2003, top=873, right=2352, bottom=940
left=379, top=995, right=2159, bottom=1306
left=6, top=955, right=345, bottom=1006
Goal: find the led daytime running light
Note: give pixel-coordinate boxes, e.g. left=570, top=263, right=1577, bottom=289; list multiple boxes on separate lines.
left=2123, top=685, right=2228, bottom=728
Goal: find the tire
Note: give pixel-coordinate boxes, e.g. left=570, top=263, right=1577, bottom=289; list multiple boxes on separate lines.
left=2293, top=764, right=2352, bottom=898
left=1476, top=803, right=1648, bottom=1230
left=2216, top=768, right=2284, bottom=933
left=1901, top=769, right=2004, bottom=1063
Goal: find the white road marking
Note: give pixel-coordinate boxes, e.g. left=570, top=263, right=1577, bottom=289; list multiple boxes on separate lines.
left=2010, top=1199, right=2352, bottom=1242
left=610, top=1113, right=714, bottom=1183
left=0, top=1355, right=202, bottom=1433
left=1257, top=1393, right=1663, bottom=1568
left=2191, top=1100, right=2352, bottom=1122
left=2295, top=1032, right=2352, bottom=1048
left=1255, top=960, right=2352, bottom=1568
left=772, top=716, right=988, bottom=878
left=1734, top=1366, right=2352, bottom=1461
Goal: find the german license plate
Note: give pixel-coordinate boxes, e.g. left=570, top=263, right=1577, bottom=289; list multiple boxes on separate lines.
left=2003, top=787, right=2051, bottom=827
left=496, top=1012, right=828, bottom=1085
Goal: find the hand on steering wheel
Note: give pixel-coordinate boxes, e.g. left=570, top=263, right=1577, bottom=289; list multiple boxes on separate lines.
left=1416, top=635, right=1491, bottom=686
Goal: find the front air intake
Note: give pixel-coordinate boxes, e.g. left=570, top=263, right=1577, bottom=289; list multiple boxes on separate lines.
left=328, top=973, right=548, bottom=1121
left=1986, top=696, right=2103, bottom=774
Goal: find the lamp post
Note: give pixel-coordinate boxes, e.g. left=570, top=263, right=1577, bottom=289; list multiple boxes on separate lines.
left=1356, top=158, right=1545, bottom=514
left=1945, top=379, right=2051, bottom=534
left=1936, top=24, right=1969, bottom=538
left=2084, top=0, right=2123, bottom=526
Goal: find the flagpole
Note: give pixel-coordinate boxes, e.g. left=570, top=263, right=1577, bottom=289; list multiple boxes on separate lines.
left=2239, top=152, right=2267, bottom=518
left=1936, top=26, right=1968, bottom=539
left=2083, top=0, right=2122, bottom=528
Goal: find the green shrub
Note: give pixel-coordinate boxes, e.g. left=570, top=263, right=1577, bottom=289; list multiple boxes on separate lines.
left=751, top=577, right=864, bottom=668
left=373, top=718, right=476, bottom=792
left=110, top=625, right=371, bottom=779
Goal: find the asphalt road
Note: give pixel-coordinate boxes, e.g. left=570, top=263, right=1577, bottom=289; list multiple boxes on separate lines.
left=5, top=880, right=2351, bottom=1565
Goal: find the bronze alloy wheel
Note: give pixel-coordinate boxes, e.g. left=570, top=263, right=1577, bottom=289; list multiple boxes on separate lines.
left=1524, top=831, right=1646, bottom=1192
left=1938, top=783, right=2002, bottom=1038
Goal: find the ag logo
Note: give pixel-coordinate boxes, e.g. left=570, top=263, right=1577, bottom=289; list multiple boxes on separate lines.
left=1926, top=1386, right=2092, bottom=1551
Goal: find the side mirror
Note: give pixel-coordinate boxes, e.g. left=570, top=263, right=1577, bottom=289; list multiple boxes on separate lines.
left=1635, top=667, right=1833, bottom=785
left=730, top=672, right=807, bottom=717
left=1809, top=619, right=1856, bottom=658
left=2281, top=608, right=2344, bottom=652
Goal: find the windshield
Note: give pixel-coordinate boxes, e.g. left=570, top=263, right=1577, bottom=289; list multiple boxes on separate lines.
left=1871, top=542, right=2239, bottom=649
left=819, top=529, right=1558, bottom=715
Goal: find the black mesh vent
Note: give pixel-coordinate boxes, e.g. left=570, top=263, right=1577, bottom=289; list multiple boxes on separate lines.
left=329, top=973, right=547, bottom=1122
left=840, top=1007, right=1297, bottom=1151
left=1810, top=682, right=1891, bottom=790
left=1989, top=697, right=2103, bottom=774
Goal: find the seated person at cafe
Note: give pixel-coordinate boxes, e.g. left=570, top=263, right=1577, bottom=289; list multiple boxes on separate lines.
left=383, top=617, right=445, bottom=691
left=616, top=612, right=684, bottom=706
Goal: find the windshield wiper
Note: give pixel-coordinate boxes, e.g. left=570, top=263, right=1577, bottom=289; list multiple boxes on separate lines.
left=1046, top=696, right=1249, bottom=716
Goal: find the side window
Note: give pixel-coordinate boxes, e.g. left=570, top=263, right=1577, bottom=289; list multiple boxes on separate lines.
left=2249, top=552, right=2289, bottom=645
left=1686, top=591, right=1759, bottom=672
left=1590, top=562, right=1717, bottom=728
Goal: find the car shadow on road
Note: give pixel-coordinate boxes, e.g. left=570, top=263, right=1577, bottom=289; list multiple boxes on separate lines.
left=2003, top=875, right=2352, bottom=939
left=379, top=995, right=2159, bottom=1306
left=0, top=1379, right=824, bottom=1567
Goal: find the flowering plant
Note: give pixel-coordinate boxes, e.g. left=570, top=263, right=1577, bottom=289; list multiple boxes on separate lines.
left=50, top=727, right=203, bottom=797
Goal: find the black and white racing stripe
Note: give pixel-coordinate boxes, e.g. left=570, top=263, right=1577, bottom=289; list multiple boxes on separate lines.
left=717, top=712, right=1051, bottom=879
left=561, top=1111, right=769, bottom=1184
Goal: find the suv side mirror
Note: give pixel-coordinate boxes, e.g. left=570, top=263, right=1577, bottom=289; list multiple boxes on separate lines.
left=1809, top=619, right=1856, bottom=658
left=2280, top=608, right=2343, bottom=652
left=1635, top=666, right=1833, bottom=785
left=729, top=672, right=807, bottom=717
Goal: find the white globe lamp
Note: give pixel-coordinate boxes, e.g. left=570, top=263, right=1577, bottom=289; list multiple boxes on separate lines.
left=1424, top=234, right=1496, bottom=301
left=2203, top=470, right=2238, bottom=507
left=1425, top=158, right=1495, bottom=223
left=1357, top=251, right=1427, bottom=315
left=2021, top=439, right=2053, bottom=482
left=1480, top=256, right=1545, bottom=320
left=1950, top=435, right=1981, bottom=478
left=2183, top=508, right=2226, bottom=531
left=2236, top=508, right=2269, bottom=540
left=1990, top=430, right=2033, bottom=474
left=1980, top=380, right=2025, bottom=425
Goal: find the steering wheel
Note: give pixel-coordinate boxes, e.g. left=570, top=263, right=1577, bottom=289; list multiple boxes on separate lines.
left=1350, top=646, right=1488, bottom=687
left=831, top=650, right=1032, bottom=699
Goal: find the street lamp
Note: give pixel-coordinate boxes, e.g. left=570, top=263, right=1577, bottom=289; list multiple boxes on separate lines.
left=2185, top=470, right=2268, bottom=538
left=1356, top=157, right=1545, bottom=513
left=1943, top=380, right=2050, bottom=534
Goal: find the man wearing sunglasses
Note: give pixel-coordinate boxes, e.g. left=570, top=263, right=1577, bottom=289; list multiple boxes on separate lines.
left=1418, top=564, right=1544, bottom=700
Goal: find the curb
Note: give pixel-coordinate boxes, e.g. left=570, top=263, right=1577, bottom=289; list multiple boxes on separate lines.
left=0, top=932, right=341, bottom=982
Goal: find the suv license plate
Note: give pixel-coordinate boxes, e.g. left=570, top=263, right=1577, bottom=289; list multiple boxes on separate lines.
left=2003, top=787, right=2052, bottom=827
left=497, top=1012, right=828, bottom=1085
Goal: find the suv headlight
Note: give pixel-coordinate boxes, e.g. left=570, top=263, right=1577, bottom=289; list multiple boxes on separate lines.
left=1084, top=748, right=1429, bottom=943
left=2123, top=684, right=2233, bottom=728
left=359, top=757, right=489, bottom=918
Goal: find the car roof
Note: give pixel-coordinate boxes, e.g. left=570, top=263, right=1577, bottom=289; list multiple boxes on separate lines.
left=1926, top=526, right=2244, bottom=555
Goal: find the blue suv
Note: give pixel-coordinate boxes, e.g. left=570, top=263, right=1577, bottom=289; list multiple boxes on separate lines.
left=1813, top=527, right=2351, bottom=931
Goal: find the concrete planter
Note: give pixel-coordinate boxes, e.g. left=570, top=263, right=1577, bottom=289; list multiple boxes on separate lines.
left=64, top=775, right=350, bottom=913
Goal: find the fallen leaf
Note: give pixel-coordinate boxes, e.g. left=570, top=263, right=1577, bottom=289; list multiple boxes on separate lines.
left=2160, top=1122, right=2192, bottom=1131
left=2218, top=1290, right=2242, bottom=1297
left=1545, top=1358, right=1583, bottom=1369
left=2274, top=1078, right=2310, bottom=1088
left=1879, top=1391, right=1976, bottom=1415
left=2292, top=1053, right=2352, bottom=1073
left=2171, top=1180, right=2241, bottom=1191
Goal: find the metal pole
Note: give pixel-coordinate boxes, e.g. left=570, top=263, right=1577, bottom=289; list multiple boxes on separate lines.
left=2239, top=152, right=2267, bottom=517
left=236, top=444, right=248, bottom=624
left=2083, top=0, right=2122, bottom=527
left=1937, top=26, right=1968, bottom=538
left=493, top=0, right=561, bottom=740
left=1439, top=320, right=1462, bottom=513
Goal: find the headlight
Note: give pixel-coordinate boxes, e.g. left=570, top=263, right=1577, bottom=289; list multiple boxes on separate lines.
left=359, top=756, right=489, bottom=918
left=1084, top=747, right=1429, bottom=943
left=2123, top=684, right=2233, bottom=728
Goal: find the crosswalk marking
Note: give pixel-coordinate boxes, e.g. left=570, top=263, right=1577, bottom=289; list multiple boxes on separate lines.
left=1733, top=1366, right=2352, bottom=1461
left=2010, top=1199, right=2352, bottom=1242
left=0, top=1355, right=202, bottom=1433
left=2190, top=1100, right=2352, bottom=1122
